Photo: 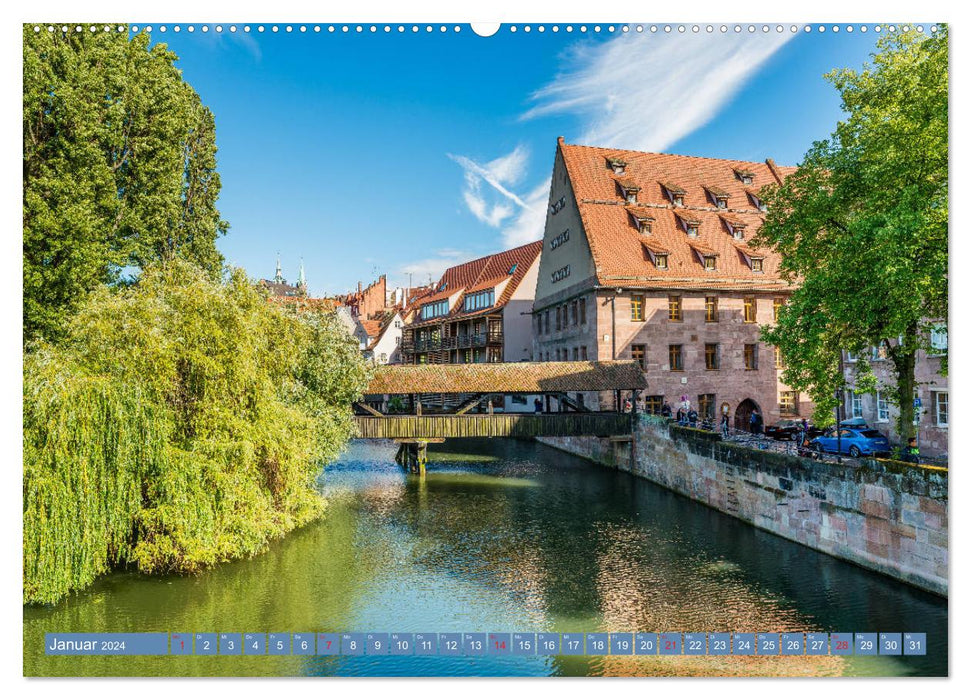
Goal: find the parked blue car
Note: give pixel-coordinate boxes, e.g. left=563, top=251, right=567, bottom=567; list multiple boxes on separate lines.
left=810, top=427, right=892, bottom=458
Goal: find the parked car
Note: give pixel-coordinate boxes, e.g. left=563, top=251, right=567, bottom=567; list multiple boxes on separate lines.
left=764, top=419, right=826, bottom=441
left=810, top=427, right=892, bottom=458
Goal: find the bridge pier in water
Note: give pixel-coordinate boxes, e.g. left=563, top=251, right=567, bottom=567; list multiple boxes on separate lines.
left=394, top=439, right=434, bottom=475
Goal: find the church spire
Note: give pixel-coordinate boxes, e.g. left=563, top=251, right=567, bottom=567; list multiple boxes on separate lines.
left=274, top=253, right=284, bottom=284
left=298, top=258, right=306, bottom=289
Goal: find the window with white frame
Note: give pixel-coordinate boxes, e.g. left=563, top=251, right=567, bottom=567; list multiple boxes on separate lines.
left=876, top=391, right=890, bottom=422
left=930, top=325, right=948, bottom=354
left=849, top=390, right=863, bottom=419
left=934, top=391, right=948, bottom=427
left=845, top=350, right=857, bottom=362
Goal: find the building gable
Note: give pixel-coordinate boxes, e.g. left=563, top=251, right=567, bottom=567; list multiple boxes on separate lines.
left=533, top=142, right=599, bottom=308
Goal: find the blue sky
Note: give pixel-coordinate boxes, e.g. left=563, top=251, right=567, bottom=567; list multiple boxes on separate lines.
left=149, top=24, right=888, bottom=296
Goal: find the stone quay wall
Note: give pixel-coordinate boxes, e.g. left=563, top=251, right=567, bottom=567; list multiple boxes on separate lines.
left=539, top=418, right=948, bottom=596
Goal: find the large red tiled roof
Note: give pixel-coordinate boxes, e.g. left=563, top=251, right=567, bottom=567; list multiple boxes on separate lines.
left=559, top=140, right=797, bottom=291
left=410, top=241, right=542, bottom=326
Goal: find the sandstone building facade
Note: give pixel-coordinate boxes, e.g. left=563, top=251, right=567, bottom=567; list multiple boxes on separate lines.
left=532, top=138, right=808, bottom=427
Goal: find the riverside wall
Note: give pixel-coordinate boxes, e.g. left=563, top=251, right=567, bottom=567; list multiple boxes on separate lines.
left=539, top=418, right=948, bottom=596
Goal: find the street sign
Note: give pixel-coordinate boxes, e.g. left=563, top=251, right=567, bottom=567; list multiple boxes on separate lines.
left=914, top=397, right=922, bottom=408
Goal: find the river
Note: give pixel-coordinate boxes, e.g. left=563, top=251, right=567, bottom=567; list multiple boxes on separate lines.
left=23, top=438, right=947, bottom=677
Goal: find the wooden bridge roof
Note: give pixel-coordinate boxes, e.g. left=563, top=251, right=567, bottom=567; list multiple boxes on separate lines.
left=364, top=361, right=647, bottom=395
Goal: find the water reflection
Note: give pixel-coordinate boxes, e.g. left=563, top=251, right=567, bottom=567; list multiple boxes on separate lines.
left=24, top=438, right=946, bottom=676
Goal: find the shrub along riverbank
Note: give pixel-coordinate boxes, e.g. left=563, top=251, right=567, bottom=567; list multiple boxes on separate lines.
left=23, top=262, right=371, bottom=605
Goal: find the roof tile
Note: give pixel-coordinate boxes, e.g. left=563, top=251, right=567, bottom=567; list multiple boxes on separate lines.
left=559, top=141, right=797, bottom=291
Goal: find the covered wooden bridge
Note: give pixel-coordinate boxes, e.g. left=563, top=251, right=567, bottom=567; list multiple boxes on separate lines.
left=352, top=361, right=647, bottom=472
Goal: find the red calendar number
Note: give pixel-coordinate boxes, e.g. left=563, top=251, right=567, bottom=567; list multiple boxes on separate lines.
left=835, top=641, right=849, bottom=650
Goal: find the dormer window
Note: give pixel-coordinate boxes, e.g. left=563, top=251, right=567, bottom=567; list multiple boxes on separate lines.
left=748, top=191, right=767, bottom=212
left=661, top=182, right=686, bottom=207
left=751, top=257, right=764, bottom=273
left=705, top=186, right=730, bottom=209
left=677, top=214, right=702, bottom=237
left=734, top=168, right=755, bottom=185
left=643, top=242, right=670, bottom=270
left=722, top=216, right=747, bottom=240
left=628, top=209, right=655, bottom=235
left=617, top=179, right=641, bottom=204
left=689, top=243, right=718, bottom=269
left=420, top=300, right=449, bottom=320
left=606, top=156, right=627, bottom=175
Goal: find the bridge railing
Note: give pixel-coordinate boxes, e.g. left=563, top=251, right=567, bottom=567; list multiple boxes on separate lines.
left=354, top=412, right=632, bottom=439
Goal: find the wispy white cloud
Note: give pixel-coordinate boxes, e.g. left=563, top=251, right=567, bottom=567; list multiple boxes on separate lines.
left=449, top=145, right=548, bottom=246
left=501, top=180, right=551, bottom=248
left=446, top=33, right=791, bottom=254
left=522, top=31, right=794, bottom=153
left=448, top=145, right=531, bottom=229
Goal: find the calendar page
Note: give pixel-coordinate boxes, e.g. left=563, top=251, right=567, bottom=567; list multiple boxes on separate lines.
left=20, top=8, right=949, bottom=687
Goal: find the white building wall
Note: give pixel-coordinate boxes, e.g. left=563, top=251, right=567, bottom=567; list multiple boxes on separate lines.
left=370, top=313, right=404, bottom=364
left=503, top=255, right=541, bottom=363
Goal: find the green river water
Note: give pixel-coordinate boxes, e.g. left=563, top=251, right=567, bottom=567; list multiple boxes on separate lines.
left=24, top=437, right=947, bottom=677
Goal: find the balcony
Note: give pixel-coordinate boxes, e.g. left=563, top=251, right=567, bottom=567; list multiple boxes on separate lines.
left=414, top=338, right=442, bottom=352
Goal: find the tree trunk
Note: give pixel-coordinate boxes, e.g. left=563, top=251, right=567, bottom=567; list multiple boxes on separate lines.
left=891, top=322, right=919, bottom=446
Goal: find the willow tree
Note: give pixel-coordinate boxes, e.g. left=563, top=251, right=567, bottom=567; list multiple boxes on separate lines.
left=23, top=25, right=227, bottom=342
left=754, top=27, right=948, bottom=439
left=24, top=261, right=371, bottom=604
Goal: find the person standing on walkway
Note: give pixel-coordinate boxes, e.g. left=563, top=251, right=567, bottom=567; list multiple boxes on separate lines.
left=904, top=436, right=921, bottom=464
left=661, top=401, right=672, bottom=418
left=534, top=397, right=543, bottom=414
left=720, top=413, right=730, bottom=438
left=749, top=409, right=764, bottom=435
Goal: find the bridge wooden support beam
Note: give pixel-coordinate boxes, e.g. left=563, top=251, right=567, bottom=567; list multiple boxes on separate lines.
left=394, top=440, right=429, bottom=476
left=354, top=401, right=384, bottom=417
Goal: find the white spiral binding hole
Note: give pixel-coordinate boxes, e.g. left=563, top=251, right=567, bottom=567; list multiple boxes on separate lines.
left=39, top=24, right=939, bottom=37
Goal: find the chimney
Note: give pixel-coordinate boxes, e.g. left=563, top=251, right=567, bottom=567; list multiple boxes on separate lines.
left=765, top=158, right=785, bottom=186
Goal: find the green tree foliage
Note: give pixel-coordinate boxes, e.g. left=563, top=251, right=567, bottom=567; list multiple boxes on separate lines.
left=754, top=27, right=947, bottom=437
left=23, top=262, right=372, bottom=604
left=23, top=25, right=228, bottom=342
